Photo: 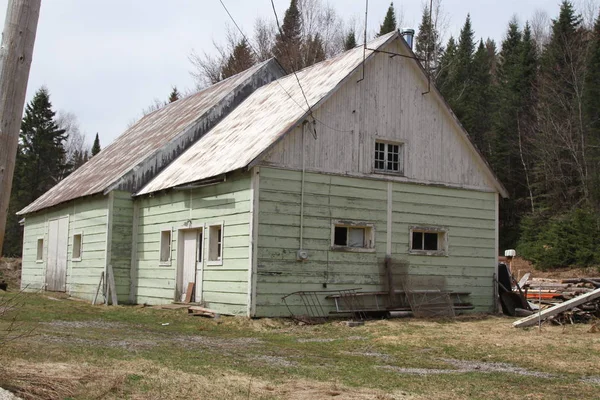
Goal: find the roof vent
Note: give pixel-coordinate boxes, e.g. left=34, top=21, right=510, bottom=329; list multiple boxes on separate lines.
left=400, top=28, right=415, bottom=49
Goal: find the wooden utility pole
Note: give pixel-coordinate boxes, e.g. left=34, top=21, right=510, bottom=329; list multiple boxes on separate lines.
left=0, top=0, right=40, bottom=256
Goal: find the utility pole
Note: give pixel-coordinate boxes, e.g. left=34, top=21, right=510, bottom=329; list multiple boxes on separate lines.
left=0, top=0, right=41, bottom=256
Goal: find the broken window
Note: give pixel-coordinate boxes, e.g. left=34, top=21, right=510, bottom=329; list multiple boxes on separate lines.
left=36, top=238, right=44, bottom=262
left=208, top=224, right=223, bottom=264
left=160, top=229, right=172, bottom=263
left=410, top=227, right=448, bottom=255
left=374, top=141, right=403, bottom=174
left=332, top=222, right=375, bottom=251
left=72, top=233, right=82, bottom=260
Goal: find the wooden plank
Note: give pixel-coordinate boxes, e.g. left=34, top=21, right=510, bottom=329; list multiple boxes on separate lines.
left=92, top=272, right=104, bottom=305
left=513, top=288, right=600, bottom=328
left=106, top=264, right=118, bottom=306
left=184, top=282, right=195, bottom=303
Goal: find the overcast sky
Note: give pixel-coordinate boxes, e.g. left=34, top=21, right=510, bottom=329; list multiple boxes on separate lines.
left=0, top=0, right=570, bottom=147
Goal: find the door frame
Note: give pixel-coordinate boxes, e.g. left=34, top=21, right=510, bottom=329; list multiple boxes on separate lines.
left=45, top=215, right=70, bottom=292
left=176, top=224, right=205, bottom=302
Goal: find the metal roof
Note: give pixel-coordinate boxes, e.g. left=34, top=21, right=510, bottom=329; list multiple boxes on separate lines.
left=137, top=33, right=397, bottom=195
left=18, top=59, right=283, bottom=215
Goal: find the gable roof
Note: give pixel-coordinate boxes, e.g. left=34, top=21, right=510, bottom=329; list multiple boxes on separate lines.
left=18, top=59, right=285, bottom=215
left=138, top=32, right=507, bottom=197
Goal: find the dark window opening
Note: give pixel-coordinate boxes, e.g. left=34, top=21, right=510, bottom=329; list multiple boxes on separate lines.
left=334, top=226, right=348, bottom=246
left=411, top=231, right=423, bottom=250
left=424, top=232, right=438, bottom=251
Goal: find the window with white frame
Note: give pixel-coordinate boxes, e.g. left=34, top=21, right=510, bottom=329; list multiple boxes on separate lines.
left=409, top=226, right=448, bottom=255
left=72, top=233, right=82, bottom=261
left=208, top=224, right=223, bottom=264
left=159, top=229, right=172, bottom=263
left=374, top=140, right=403, bottom=174
left=331, top=221, right=375, bottom=251
left=36, top=238, right=44, bottom=262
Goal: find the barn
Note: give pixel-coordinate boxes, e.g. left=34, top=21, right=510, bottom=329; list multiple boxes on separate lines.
left=19, top=31, right=507, bottom=317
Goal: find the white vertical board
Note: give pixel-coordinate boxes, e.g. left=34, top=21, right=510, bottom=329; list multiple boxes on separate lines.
left=45, top=216, right=68, bottom=292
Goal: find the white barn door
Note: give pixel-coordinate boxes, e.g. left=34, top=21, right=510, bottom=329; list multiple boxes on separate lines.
left=45, top=216, right=69, bottom=292
left=180, top=229, right=202, bottom=302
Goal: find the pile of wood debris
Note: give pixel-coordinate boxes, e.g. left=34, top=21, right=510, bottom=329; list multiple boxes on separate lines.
left=514, top=274, right=600, bottom=327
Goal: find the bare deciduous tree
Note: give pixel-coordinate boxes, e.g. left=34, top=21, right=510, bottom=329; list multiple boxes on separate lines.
left=531, top=9, right=550, bottom=52
left=56, top=111, right=88, bottom=169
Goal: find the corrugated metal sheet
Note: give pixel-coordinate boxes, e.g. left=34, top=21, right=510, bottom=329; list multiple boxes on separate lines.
left=137, top=33, right=397, bottom=195
left=18, top=59, right=283, bottom=215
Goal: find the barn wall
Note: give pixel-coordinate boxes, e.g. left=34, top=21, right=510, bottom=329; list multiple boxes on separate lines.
left=134, top=172, right=251, bottom=314
left=262, top=40, right=497, bottom=193
left=21, top=195, right=109, bottom=300
left=110, top=191, right=134, bottom=303
left=254, top=167, right=496, bottom=317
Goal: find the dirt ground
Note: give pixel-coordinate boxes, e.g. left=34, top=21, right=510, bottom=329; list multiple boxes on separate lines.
left=507, top=257, right=600, bottom=280
left=0, top=258, right=21, bottom=290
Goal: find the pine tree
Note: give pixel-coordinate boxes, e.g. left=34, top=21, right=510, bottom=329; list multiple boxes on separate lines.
left=303, top=34, right=326, bottom=66
left=448, top=15, right=476, bottom=123
left=168, top=86, right=181, bottom=103
left=415, top=4, right=442, bottom=76
left=344, top=30, right=357, bottom=50
left=3, top=88, right=68, bottom=256
left=436, top=36, right=457, bottom=98
left=222, top=39, right=255, bottom=79
left=91, top=133, right=101, bottom=156
left=377, top=2, right=397, bottom=37
left=272, top=0, right=303, bottom=72
left=584, top=13, right=600, bottom=204
left=464, top=40, right=493, bottom=152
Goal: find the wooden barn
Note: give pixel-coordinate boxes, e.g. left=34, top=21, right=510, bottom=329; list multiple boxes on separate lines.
left=19, top=31, right=507, bottom=317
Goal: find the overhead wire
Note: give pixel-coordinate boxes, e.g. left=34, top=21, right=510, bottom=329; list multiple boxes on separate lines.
left=218, top=0, right=354, bottom=134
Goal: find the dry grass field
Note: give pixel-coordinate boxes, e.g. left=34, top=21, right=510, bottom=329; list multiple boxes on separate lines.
left=0, top=288, right=599, bottom=400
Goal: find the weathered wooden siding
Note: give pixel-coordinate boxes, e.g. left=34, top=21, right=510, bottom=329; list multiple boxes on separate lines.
left=134, top=172, right=251, bottom=314
left=110, top=191, right=133, bottom=302
left=262, top=39, right=497, bottom=192
left=21, top=195, right=109, bottom=300
left=254, top=167, right=496, bottom=317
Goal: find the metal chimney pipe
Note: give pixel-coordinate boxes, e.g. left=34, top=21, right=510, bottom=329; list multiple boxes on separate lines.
left=400, top=28, right=415, bottom=49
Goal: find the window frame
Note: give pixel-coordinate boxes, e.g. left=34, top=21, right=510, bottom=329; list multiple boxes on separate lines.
left=159, top=228, right=173, bottom=266
left=72, top=232, right=83, bottom=262
left=36, top=237, right=44, bottom=263
left=409, top=226, right=448, bottom=256
left=374, top=139, right=405, bottom=175
left=330, top=220, right=376, bottom=253
left=207, top=222, right=224, bottom=266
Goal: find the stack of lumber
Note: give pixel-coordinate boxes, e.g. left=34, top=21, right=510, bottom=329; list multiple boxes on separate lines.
left=515, top=277, right=600, bottom=326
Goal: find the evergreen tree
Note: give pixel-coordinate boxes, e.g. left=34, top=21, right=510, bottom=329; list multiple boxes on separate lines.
left=222, top=39, right=255, bottom=79
left=168, top=86, right=181, bottom=103
left=447, top=15, right=476, bottom=127
left=377, top=2, right=397, bottom=37
left=436, top=36, right=457, bottom=98
left=344, top=30, right=357, bottom=50
left=272, top=0, right=303, bottom=72
left=464, top=40, right=493, bottom=152
left=415, top=4, right=442, bottom=76
left=303, top=34, right=326, bottom=66
left=3, top=88, right=68, bottom=256
left=91, top=133, right=101, bottom=156
left=584, top=13, right=600, bottom=204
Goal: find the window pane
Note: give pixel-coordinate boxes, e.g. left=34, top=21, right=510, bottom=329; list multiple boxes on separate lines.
left=412, top=231, right=423, bottom=250
left=73, top=234, right=82, bottom=259
left=160, top=231, right=171, bottom=262
left=334, top=226, right=348, bottom=246
left=424, top=233, right=438, bottom=250
left=36, top=239, right=44, bottom=261
left=348, top=228, right=365, bottom=247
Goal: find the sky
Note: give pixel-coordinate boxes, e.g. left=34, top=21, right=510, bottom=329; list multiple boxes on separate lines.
left=0, top=0, right=569, bottom=148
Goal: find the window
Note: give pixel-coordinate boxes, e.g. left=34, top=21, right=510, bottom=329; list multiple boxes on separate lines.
left=331, top=221, right=375, bottom=252
left=208, top=224, right=223, bottom=264
left=36, top=238, right=44, bottom=262
left=374, top=141, right=403, bottom=174
left=160, top=229, right=172, bottom=263
left=409, top=226, right=448, bottom=255
left=72, top=233, right=82, bottom=261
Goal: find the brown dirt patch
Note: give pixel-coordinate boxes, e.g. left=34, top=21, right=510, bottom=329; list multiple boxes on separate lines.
left=509, top=257, right=599, bottom=280
left=0, top=258, right=21, bottom=291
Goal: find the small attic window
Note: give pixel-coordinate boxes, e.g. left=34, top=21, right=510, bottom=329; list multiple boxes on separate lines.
left=72, top=233, right=82, bottom=261
left=36, top=238, right=44, bottom=262
left=375, top=140, right=404, bottom=174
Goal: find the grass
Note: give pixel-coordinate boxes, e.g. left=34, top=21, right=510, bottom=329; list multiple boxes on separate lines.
left=0, top=292, right=599, bottom=399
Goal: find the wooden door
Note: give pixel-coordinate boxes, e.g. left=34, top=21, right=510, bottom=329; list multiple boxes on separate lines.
left=180, top=229, right=199, bottom=302
left=45, top=216, right=69, bottom=292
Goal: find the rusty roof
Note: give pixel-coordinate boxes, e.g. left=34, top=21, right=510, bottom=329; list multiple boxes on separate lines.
left=137, top=33, right=398, bottom=195
left=18, top=59, right=283, bottom=215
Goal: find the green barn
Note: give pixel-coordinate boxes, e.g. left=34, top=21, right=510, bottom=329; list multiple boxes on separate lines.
left=19, top=32, right=507, bottom=317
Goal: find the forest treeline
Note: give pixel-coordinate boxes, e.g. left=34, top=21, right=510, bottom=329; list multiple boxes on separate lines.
left=4, top=0, right=600, bottom=271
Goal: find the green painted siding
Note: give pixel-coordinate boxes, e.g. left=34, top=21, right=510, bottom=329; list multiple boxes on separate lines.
left=21, top=195, right=109, bottom=301
left=255, top=167, right=496, bottom=317
left=110, top=191, right=134, bottom=303
left=135, top=172, right=251, bottom=314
